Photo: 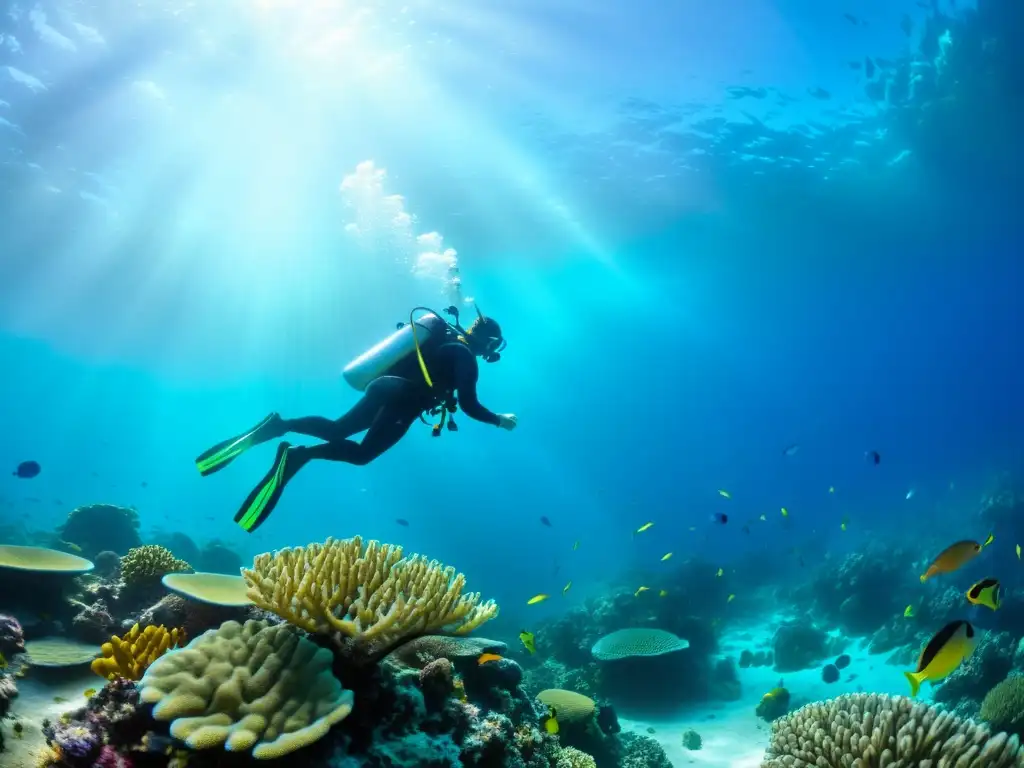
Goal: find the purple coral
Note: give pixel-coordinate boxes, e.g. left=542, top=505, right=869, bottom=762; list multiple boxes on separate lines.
left=0, top=613, right=25, bottom=658
left=47, top=721, right=101, bottom=761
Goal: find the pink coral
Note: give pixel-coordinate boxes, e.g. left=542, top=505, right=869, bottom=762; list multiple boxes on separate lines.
left=92, top=744, right=133, bottom=768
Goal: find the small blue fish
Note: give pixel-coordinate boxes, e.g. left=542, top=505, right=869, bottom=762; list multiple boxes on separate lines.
left=395, top=518, right=410, bottom=527
left=712, top=512, right=728, bottom=525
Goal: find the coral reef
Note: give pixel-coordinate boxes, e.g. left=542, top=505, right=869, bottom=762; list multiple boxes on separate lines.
left=980, top=676, right=1024, bottom=739
left=91, top=623, right=185, bottom=681
left=136, top=592, right=250, bottom=640
left=756, top=687, right=791, bottom=722
left=139, top=619, right=354, bottom=758
left=617, top=732, right=672, bottom=768
left=0, top=613, right=25, bottom=658
left=771, top=620, right=834, bottom=672
left=242, top=536, right=498, bottom=657
left=681, top=729, right=702, bottom=750
left=194, top=540, right=243, bottom=575
left=70, top=598, right=116, bottom=644
left=119, top=545, right=192, bottom=587
left=762, top=692, right=1024, bottom=767
left=58, top=504, right=142, bottom=558
left=590, top=628, right=688, bottom=660
left=93, top=551, right=122, bottom=579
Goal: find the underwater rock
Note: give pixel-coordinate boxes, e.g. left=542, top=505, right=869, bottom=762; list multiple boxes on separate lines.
left=710, top=656, right=742, bottom=700
left=419, top=657, right=455, bottom=706
left=739, top=649, right=753, bottom=668
left=475, top=656, right=524, bottom=691
left=92, top=551, right=121, bottom=579
left=57, top=504, right=141, bottom=559
left=387, top=635, right=508, bottom=670
left=70, top=599, right=115, bottom=644
left=933, top=630, right=1016, bottom=710
left=194, top=540, right=243, bottom=575
left=0, top=675, right=17, bottom=719
left=151, top=531, right=200, bottom=566
left=681, top=728, right=702, bottom=750
left=0, top=613, right=25, bottom=658
left=772, top=620, right=830, bottom=672
left=821, top=663, right=840, bottom=684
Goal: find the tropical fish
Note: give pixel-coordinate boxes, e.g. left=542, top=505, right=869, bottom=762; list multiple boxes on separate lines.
left=712, top=512, right=728, bottom=524
left=83, top=688, right=97, bottom=698
left=635, top=522, right=654, bottom=534
left=527, top=594, right=549, bottom=605
left=783, top=444, right=800, bottom=457
left=727, top=594, right=736, bottom=603
left=904, top=621, right=976, bottom=696
left=519, top=630, right=536, bottom=654
left=966, top=578, right=1001, bottom=611
left=906, top=489, right=915, bottom=500
left=12, top=460, right=40, bottom=479
left=866, top=450, right=881, bottom=465
left=0, top=652, right=6, bottom=670
left=718, top=490, right=731, bottom=499
left=661, top=553, right=673, bottom=561
left=1017, top=544, right=1021, bottom=560
left=634, top=586, right=650, bottom=597
left=60, top=541, right=82, bottom=553
left=920, top=540, right=985, bottom=582
left=904, top=605, right=915, bottom=618
left=840, top=516, right=850, bottom=531
left=781, top=507, right=789, bottom=517
left=829, top=486, right=835, bottom=494
left=658, top=590, right=668, bottom=598
left=573, top=541, right=579, bottom=551
left=395, top=518, right=410, bottom=527
left=478, top=653, right=503, bottom=665
left=542, top=705, right=559, bottom=735
left=983, top=533, right=995, bottom=547
left=53, top=696, right=69, bottom=704
left=562, top=581, right=572, bottom=595
left=759, top=514, right=767, bottom=522
left=540, top=516, right=552, bottom=527
left=716, top=568, right=723, bottom=577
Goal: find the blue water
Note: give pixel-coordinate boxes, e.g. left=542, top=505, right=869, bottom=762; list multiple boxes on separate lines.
left=0, top=0, right=1021, bottom=640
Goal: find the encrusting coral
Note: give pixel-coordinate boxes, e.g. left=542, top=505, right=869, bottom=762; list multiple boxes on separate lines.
left=119, top=545, right=192, bottom=585
left=138, top=619, right=354, bottom=759
left=242, top=536, right=498, bottom=656
left=91, top=623, right=185, bottom=681
left=762, top=692, right=1024, bottom=767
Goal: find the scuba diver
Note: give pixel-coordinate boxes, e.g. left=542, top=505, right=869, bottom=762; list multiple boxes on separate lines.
left=194, top=304, right=517, bottom=533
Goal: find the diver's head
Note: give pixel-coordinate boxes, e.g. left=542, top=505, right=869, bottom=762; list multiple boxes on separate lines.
left=465, top=313, right=506, bottom=363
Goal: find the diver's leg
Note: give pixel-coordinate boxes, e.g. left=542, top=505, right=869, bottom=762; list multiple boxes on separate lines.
left=195, top=412, right=285, bottom=477
left=280, top=376, right=408, bottom=442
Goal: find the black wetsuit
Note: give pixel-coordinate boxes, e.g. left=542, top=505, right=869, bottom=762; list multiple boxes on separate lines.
left=282, top=338, right=501, bottom=467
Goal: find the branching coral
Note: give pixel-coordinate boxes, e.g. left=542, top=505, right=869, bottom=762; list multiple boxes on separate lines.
left=119, top=545, right=191, bottom=586
left=762, top=692, right=1024, bottom=766
left=91, top=623, right=185, bottom=681
left=242, top=536, right=498, bottom=656
left=139, top=619, right=354, bottom=759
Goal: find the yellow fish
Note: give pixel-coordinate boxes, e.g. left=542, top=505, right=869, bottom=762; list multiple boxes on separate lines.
left=527, top=594, right=549, bottom=605
left=60, top=540, right=83, bottom=553
left=542, top=706, right=559, bottom=735
left=904, top=604, right=915, bottom=618
left=658, top=590, right=668, bottom=598
left=661, top=553, right=673, bottom=561
left=718, top=490, right=731, bottom=499
left=716, top=568, right=723, bottom=577
left=0, top=652, right=6, bottom=670
left=1017, top=544, right=1021, bottom=560
left=904, top=620, right=976, bottom=697
left=727, top=593, right=735, bottom=603
left=966, top=578, right=1001, bottom=611
left=562, top=581, right=572, bottom=595
left=635, top=586, right=650, bottom=597
left=840, top=516, right=850, bottom=531
left=478, top=653, right=503, bottom=665
left=983, top=533, right=995, bottom=547
left=781, top=507, right=788, bottom=517
left=573, top=541, right=579, bottom=551
left=635, top=522, right=654, bottom=534
left=829, top=486, right=835, bottom=494
left=83, top=688, right=97, bottom=698
left=759, top=514, right=767, bottom=522
left=519, top=630, right=536, bottom=654
left=920, top=540, right=984, bottom=582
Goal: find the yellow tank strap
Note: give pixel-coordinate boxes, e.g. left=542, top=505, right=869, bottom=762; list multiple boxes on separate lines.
left=410, top=309, right=434, bottom=388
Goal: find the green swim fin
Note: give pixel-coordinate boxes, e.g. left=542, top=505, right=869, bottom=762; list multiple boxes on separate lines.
left=234, top=442, right=294, bottom=533
left=195, top=413, right=283, bottom=477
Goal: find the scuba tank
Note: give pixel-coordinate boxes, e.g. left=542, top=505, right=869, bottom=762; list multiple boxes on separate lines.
left=341, top=310, right=448, bottom=392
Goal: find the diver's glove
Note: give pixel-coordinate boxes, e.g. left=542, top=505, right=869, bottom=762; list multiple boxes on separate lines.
left=497, top=413, right=518, bottom=431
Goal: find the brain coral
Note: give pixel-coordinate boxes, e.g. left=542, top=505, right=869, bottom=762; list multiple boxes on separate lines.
left=139, top=619, right=354, bottom=759
left=591, top=628, right=689, bottom=661
left=536, top=689, right=596, bottom=724
left=242, top=536, right=498, bottom=656
left=762, top=692, right=1024, bottom=767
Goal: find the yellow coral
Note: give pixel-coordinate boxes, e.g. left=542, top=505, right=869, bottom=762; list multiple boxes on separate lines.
left=557, top=747, right=598, bottom=768
left=242, top=536, right=498, bottom=654
left=120, top=545, right=192, bottom=585
left=91, top=623, right=185, bottom=681
left=139, top=619, right=353, bottom=759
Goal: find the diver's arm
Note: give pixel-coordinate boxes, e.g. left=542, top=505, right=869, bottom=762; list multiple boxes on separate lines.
left=452, top=346, right=502, bottom=426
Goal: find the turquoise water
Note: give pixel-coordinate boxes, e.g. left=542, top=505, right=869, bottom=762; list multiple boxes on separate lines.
left=0, top=1, right=1022, bottom=765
